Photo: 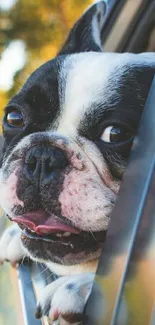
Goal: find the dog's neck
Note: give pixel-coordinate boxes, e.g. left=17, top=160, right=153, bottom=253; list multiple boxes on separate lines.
left=46, top=259, right=98, bottom=276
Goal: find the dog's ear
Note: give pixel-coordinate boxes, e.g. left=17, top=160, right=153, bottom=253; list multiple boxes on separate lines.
left=58, top=1, right=106, bottom=55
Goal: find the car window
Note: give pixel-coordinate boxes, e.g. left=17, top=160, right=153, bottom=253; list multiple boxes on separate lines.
left=104, top=0, right=143, bottom=52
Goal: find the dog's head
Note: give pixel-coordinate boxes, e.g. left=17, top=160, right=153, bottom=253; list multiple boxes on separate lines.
left=0, top=1, right=155, bottom=273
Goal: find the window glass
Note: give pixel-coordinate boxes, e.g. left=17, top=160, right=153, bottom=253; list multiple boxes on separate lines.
left=104, top=0, right=143, bottom=52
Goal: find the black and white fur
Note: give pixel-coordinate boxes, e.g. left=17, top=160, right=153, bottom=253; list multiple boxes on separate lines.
left=0, top=1, right=155, bottom=324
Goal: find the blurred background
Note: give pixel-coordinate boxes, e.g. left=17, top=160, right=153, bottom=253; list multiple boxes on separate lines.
left=0, top=0, right=94, bottom=115
left=0, top=1, right=93, bottom=324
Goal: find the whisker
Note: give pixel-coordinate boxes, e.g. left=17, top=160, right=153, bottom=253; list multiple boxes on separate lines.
left=25, top=262, right=49, bottom=284
left=44, top=270, right=55, bottom=283
left=20, top=254, right=27, bottom=265
left=90, top=231, right=97, bottom=242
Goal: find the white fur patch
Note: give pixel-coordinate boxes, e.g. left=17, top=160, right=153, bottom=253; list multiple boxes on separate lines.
left=0, top=224, right=25, bottom=264
left=46, top=259, right=98, bottom=276
left=0, top=169, right=24, bottom=216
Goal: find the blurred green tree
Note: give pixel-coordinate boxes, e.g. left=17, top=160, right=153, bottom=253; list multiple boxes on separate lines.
left=0, top=0, right=93, bottom=118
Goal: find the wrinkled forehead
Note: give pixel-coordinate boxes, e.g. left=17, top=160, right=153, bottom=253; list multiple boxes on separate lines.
left=14, top=52, right=154, bottom=136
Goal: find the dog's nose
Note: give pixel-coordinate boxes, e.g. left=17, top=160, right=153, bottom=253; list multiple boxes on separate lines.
left=24, top=146, right=68, bottom=183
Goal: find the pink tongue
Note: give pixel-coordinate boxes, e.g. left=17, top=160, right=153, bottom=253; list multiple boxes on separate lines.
left=12, top=211, right=80, bottom=235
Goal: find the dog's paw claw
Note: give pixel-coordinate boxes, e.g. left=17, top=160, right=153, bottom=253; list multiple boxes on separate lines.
left=36, top=273, right=94, bottom=324
left=35, top=305, right=43, bottom=319
left=35, top=301, right=53, bottom=319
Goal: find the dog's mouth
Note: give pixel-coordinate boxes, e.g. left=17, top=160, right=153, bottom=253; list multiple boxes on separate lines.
left=11, top=210, right=106, bottom=264
left=12, top=210, right=81, bottom=244
left=12, top=210, right=80, bottom=235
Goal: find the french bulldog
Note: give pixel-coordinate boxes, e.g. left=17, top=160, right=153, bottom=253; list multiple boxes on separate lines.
left=0, top=1, right=155, bottom=324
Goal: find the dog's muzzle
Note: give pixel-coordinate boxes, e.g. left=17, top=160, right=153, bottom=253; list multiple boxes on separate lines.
left=0, top=133, right=117, bottom=265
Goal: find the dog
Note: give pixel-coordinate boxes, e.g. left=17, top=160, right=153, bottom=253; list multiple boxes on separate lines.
left=0, top=1, right=155, bottom=324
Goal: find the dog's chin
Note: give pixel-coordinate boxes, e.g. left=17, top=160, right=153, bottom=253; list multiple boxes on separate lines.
left=20, top=227, right=106, bottom=265
left=17, top=222, right=106, bottom=265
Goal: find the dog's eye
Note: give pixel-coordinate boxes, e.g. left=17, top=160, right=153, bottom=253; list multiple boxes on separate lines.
left=6, top=111, right=24, bottom=128
left=101, top=125, right=132, bottom=143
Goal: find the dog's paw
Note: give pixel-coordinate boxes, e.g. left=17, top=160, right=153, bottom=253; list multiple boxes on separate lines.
left=0, top=223, right=26, bottom=267
left=35, top=273, right=94, bottom=324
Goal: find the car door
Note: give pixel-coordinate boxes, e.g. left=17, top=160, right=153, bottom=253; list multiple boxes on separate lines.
left=85, top=1, right=155, bottom=324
